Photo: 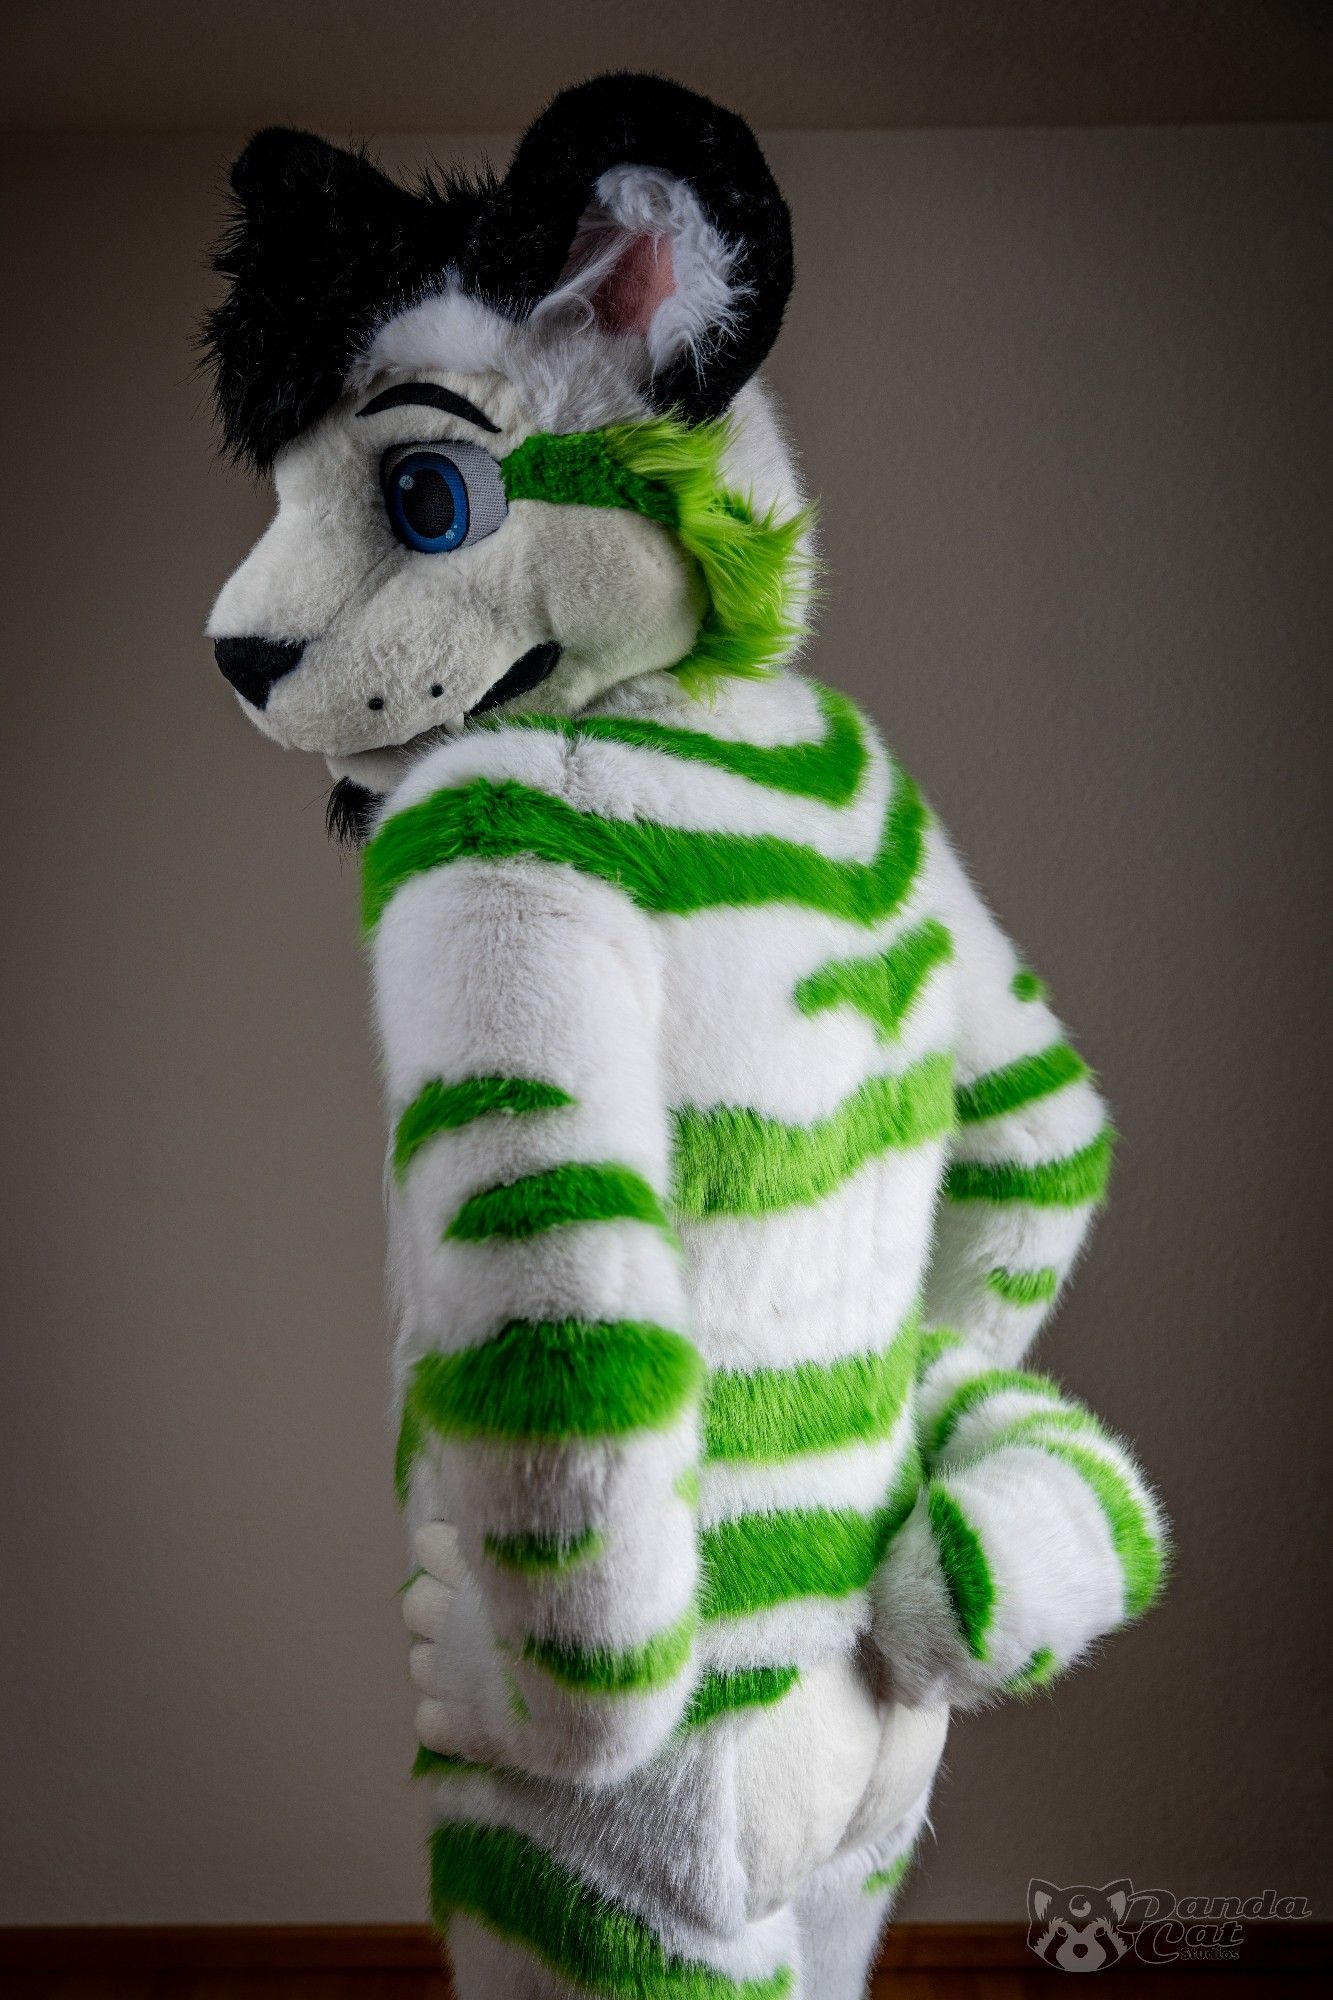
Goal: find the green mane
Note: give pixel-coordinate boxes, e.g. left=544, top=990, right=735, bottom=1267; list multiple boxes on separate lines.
left=500, top=413, right=815, bottom=690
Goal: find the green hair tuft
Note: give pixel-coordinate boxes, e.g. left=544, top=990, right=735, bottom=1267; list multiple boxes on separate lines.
left=602, top=414, right=815, bottom=690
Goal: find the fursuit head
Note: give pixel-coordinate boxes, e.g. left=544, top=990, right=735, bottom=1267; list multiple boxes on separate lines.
left=205, top=72, right=803, bottom=841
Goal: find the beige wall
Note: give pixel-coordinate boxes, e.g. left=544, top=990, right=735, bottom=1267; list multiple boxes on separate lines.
left=1, top=123, right=1329, bottom=1923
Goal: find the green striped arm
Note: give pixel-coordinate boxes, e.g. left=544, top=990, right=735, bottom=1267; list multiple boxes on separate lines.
left=1037, top=1437, right=1166, bottom=1620
left=986, top=1265, right=1060, bottom=1308
left=393, top=1074, right=573, bottom=1180
left=445, top=1160, right=674, bottom=1242
left=885, top=1340, right=1167, bottom=1695
left=519, top=1609, right=697, bottom=1696
left=944, top=1126, right=1114, bottom=1208
left=925, top=1482, right=996, bottom=1660
left=430, top=1820, right=793, bottom=1998
left=919, top=1397, right=1166, bottom=1668
left=954, top=1041, right=1090, bottom=1126
left=483, top=1527, right=605, bottom=1575
left=924, top=1367, right=1066, bottom=1461
left=395, top=1319, right=702, bottom=1498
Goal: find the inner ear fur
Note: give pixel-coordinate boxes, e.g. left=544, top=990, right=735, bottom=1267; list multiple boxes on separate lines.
left=459, top=72, right=793, bottom=422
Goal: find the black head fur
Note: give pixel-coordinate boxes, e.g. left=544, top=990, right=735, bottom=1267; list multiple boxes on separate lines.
left=325, top=777, right=382, bottom=847
left=204, top=73, right=792, bottom=470
left=205, top=130, right=489, bottom=471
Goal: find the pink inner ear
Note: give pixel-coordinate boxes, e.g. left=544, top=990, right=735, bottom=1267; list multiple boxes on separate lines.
left=592, top=233, right=676, bottom=339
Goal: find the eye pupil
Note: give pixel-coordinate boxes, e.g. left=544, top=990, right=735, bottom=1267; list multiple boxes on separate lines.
left=400, top=468, right=455, bottom=540
left=385, top=451, right=469, bottom=553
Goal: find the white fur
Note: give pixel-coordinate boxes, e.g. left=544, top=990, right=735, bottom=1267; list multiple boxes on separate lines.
left=681, top=1149, right=943, bottom=1372
left=353, top=283, right=654, bottom=435
left=735, top=1656, right=886, bottom=1917
left=698, top=1595, right=868, bottom=1677
left=699, top=1417, right=916, bottom=1529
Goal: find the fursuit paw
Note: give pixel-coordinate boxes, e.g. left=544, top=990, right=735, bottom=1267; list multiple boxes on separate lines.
left=403, top=1522, right=515, bottom=1769
left=872, top=1427, right=1166, bottom=1711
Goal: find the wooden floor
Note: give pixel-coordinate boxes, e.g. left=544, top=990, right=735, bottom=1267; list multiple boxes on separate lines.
left=2, top=1975, right=1325, bottom=1998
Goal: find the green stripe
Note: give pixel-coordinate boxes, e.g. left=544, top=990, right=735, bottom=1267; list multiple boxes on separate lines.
left=1039, top=1440, right=1165, bottom=1620
left=483, top=1527, right=605, bottom=1575
left=926, top=1368, right=1064, bottom=1459
left=499, top=684, right=867, bottom=806
left=393, top=1074, right=573, bottom=1179
left=703, top=1316, right=919, bottom=1463
left=398, top=1321, right=702, bottom=1468
left=927, top=1482, right=994, bottom=1660
left=1004, top=1646, right=1060, bottom=1697
left=520, top=1609, right=696, bottom=1696
left=394, top=1399, right=425, bottom=1506
left=430, top=1822, right=792, bottom=1999
left=954, top=1043, right=1089, bottom=1125
left=681, top=1665, right=801, bottom=1731
left=864, top=1849, right=915, bottom=1896
left=673, top=1055, right=953, bottom=1221
left=794, top=918, right=953, bottom=1043
left=944, top=1128, right=1114, bottom=1208
left=916, top=1327, right=963, bottom=1376
left=412, top=1745, right=494, bottom=1780
left=501, top=429, right=677, bottom=527
left=987, top=1405, right=1102, bottom=1451
left=700, top=1452, right=921, bottom=1619
left=446, top=1162, right=672, bottom=1242
left=362, top=764, right=926, bottom=934
left=986, top=1266, right=1060, bottom=1307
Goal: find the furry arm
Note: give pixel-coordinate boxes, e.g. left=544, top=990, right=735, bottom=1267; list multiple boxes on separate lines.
left=375, top=840, right=702, bottom=1785
left=873, top=836, right=1166, bottom=1705
left=873, top=1339, right=1166, bottom=1705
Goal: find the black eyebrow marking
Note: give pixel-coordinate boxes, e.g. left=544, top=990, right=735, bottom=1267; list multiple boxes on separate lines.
left=356, top=382, right=500, bottom=434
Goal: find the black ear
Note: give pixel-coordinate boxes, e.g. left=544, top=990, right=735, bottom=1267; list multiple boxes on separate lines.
left=459, top=73, right=793, bottom=422
left=204, top=128, right=486, bottom=469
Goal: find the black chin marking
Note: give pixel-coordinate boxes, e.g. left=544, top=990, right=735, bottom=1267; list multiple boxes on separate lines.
left=326, top=777, right=382, bottom=848
left=468, top=642, right=562, bottom=718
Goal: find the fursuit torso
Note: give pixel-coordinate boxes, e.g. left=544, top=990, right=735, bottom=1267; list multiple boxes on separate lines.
left=363, top=665, right=1143, bottom=1986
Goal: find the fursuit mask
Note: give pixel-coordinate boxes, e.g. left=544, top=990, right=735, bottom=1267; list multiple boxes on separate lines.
left=204, top=73, right=804, bottom=830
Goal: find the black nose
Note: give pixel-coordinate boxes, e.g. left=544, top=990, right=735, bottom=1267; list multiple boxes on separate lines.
left=214, top=635, right=306, bottom=710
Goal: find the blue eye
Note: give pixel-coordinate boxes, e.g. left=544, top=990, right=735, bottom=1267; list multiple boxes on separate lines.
left=380, top=439, right=509, bottom=556
left=385, top=450, right=469, bottom=552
